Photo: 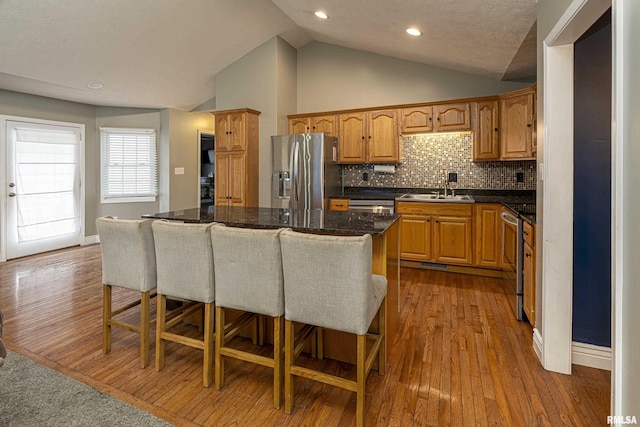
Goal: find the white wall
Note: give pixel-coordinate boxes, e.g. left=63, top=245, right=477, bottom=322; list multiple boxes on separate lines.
left=616, top=0, right=640, bottom=416
left=296, top=42, right=531, bottom=113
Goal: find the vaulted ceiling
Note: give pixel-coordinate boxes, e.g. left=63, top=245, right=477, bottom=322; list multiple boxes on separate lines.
left=0, top=0, right=537, bottom=110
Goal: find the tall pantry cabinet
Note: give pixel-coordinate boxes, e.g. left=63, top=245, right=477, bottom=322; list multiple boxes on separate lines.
left=213, top=108, right=260, bottom=207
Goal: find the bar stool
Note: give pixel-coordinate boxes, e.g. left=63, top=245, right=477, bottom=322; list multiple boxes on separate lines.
left=152, top=220, right=216, bottom=387
left=96, top=217, right=157, bottom=368
left=279, top=230, right=387, bottom=427
left=210, top=225, right=286, bottom=409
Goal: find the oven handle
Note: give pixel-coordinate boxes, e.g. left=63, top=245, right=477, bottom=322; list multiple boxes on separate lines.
left=501, top=211, right=518, bottom=226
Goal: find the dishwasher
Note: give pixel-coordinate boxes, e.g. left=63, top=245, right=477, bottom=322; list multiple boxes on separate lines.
left=347, top=199, right=395, bottom=214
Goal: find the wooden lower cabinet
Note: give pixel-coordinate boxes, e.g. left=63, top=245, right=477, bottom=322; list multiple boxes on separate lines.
left=397, top=202, right=472, bottom=266
left=523, top=221, right=536, bottom=326
left=215, top=152, right=246, bottom=206
left=329, top=198, right=349, bottom=211
left=474, top=204, right=503, bottom=268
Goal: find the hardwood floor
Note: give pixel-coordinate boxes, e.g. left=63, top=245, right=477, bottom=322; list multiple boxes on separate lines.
left=0, top=245, right=610, bottom=426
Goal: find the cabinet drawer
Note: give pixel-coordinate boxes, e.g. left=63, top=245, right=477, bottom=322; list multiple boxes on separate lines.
left=396, top=201, right=473, bottom=217
left=523, top=220, right=534, bottom=247
left=329, top=198, right=350, bottom=211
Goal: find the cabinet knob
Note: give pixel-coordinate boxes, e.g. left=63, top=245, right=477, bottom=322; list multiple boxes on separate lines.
left=362, top=136, right=365, bottom=140
left=426, top=219, right=430, bottom=222
left=525, top=252, right=531, bottom=257
left=527, top=123, right=532, bottom=127
left=429, top=117, right=432, bottom=122
left=368, top=135, right=371, bottom=139
left=494, top=128, right=498, bottom=131
left=435, top=219, right=439, bottom=223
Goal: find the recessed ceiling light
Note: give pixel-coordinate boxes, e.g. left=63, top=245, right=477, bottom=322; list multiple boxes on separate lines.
left=406, top=28, right=422, bottom=36
left=87, top=82, right=103, bottom=89
left=314, top=11, right=328, bottom=19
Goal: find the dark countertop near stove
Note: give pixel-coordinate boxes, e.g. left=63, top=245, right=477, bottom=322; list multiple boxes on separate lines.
left=143, top=206, right=400, bottom=236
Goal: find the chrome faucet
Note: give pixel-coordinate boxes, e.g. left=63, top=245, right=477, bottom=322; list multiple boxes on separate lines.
left=443, top=180, right=449, bottom=198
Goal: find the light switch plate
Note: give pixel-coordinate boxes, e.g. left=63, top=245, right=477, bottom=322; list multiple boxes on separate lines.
left=175, top=167, right=185, bottom=175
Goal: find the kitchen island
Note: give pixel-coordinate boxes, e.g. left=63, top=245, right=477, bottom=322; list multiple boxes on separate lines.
left=144, top=206, right=400, bottom=364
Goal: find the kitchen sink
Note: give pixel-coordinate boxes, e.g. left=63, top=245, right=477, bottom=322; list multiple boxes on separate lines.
left=395, top=193, right=475, bottom=203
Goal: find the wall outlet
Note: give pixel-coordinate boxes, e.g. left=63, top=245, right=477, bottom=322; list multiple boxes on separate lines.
left=516, top=172, right=524, bottom=183
left=363, top=172, right=368, bottom=181
left=448, top=172, right=458, bottom=183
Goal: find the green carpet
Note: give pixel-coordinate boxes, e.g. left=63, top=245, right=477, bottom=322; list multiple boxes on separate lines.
left=0, top=350, right=173, bottom=427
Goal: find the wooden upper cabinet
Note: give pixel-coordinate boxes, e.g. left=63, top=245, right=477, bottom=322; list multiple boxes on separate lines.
left=368, top=109, right=399, bottom=163
left=433, top=103, right=471, bottom=132
left=473, top=100, right=500, bottom=161
left=216, top=111, right=246, bottom=151
left=338, top=113, right=367, bottom=163
left=401, top=106, right=433, bottom=134
left=500, top=91, right=534, bottom=160
left=289, top=117, right=310, bottom=134
left=311, top=115, right=337, bottom=136
left=288, top=115, right=337, bottom=136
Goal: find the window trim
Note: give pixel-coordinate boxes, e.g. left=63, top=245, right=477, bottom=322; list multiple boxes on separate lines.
left=100, top=127, right=157, bottom=204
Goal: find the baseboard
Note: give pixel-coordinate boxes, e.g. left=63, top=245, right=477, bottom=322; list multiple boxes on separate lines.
left=533, top=328, right=543, bottom=364
left=83, top=234, right=100, bottom=245
left=572, top=341, right=611, bottom=371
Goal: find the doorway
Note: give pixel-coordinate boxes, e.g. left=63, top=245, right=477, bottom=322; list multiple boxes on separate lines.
left=1, top=117, right=84, bottom=260
left=198, top=130, right=215, bottom=207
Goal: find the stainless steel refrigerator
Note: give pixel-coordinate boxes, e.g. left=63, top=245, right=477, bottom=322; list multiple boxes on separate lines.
left=271, top=133, right=340, bottom=210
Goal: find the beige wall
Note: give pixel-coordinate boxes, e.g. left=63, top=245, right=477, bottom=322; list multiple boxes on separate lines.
left=0, top=89, right=99, bottom=235
left=276, top=37, right=297, bottom=135
left=296, top=42, right=531, bottom=113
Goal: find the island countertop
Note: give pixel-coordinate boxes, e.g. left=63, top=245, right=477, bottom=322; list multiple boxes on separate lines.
left=143, top=206, right=400, bottom=236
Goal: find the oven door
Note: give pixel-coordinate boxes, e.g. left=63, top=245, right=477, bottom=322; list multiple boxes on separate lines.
left=501, top=209, right=524, bottom=320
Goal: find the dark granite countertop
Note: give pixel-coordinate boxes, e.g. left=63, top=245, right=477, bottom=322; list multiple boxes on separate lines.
left=143, top=206, right=400, bottom=236
left=335, top=187, right=536, bottom=223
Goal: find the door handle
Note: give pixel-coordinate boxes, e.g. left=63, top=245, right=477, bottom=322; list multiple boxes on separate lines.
left=9, top=182, right=15, bottom=187
left=9, top=192, right=16, bottom=197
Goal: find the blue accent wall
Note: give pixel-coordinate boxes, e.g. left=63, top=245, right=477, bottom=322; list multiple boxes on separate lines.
left=573, top=10, right=611, bottom=347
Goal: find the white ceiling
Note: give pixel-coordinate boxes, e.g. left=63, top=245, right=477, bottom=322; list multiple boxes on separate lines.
left=0, top=0, right=537, bottom=111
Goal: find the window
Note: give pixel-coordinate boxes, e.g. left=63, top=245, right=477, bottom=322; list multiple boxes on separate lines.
left=100, top=127, right=157, bottom=203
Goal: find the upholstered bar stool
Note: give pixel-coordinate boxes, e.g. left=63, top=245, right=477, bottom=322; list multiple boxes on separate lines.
left=152, top=220, right=216, bottom=387
left=210, top=225, right=286, bottom=409
left=96, top=217, right=157, bottom=369
left=280, top=230, right=387, bottom=427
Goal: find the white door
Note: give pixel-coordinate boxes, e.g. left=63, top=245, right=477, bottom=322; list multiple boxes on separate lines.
left=5, top=120, right=82, bottom=259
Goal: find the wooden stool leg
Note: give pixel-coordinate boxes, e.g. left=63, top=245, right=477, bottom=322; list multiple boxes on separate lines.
left=356, top=334, right=366, bottom=427
left=284, top=319, right=295, bottom=414
left=317, top=327, right=324, bottom=360
left=203, top=302, right=215, bottom=387
left=258, top=315, right=265, bottom=346
left=155, top=294, right=167, bottom=371
left=214, top=306, right=225, bottom=390
left=273, top=316, right=283, bottom=409
left=378, top=298, right=386, bottom=376
left=102, top=285, right=112, bottom=355
left=140, top=290, right=151, bottom=368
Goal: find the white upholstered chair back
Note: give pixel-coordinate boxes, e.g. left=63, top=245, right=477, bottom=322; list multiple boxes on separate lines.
left=96, top=217, right=157, bottom=292
left=210, top=225, right=286, bottom=316
left=151, top=221, right=216, bottom=303
left=279, top=230, right=387, bottom=336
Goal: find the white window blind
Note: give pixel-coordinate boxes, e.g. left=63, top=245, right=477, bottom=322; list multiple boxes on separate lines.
left=100, top=127, right=157, bottom=203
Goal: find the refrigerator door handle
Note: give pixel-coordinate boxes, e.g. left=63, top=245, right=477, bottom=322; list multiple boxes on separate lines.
left=290, top=140, right=299, bottom=209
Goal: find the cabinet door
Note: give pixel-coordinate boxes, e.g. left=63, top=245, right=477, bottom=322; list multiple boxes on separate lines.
left=401, top=106, right=433, bottom=133
left=228, top=152, right=246, bottom=206
left=368, top=109, right=399, bottom=163
left=289, top=117, right=310, bottom=134
left=523, top=241, right=536, bottom=326
left=400, top=215, right=432, bottom=261
left=215, top=114, right=232, bottom=151
left=214, top=153, right=230, bottom=206
left=229, top=112, right=246, bottom=151
left=434, top=216, right=472, bottom=265
left=473, top=101, right=500, bottom=161
left=338, top=113, right=367, bottom=164
left=311, top=115, right=337, bottom=136
left=474, top=204, right=502, bottom=268
left=500, top=92, right=534, bottom=159
left=434, top=103, right=471, bottom=132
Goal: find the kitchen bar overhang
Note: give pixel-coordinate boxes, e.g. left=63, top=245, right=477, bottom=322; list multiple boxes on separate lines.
left=144, top=206, right=401, bottom=364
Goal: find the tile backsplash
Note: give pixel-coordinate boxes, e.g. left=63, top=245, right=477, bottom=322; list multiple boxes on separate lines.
left=341, top=133, right=536, bottom=190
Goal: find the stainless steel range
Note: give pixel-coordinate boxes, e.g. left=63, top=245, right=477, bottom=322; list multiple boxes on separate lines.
left=347, top=199, right=395, bottom=214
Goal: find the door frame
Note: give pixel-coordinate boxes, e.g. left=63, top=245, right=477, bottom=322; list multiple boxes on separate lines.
left=196, top=129, right=215, bottom=208
left=0, top=115, right=85, bottom=262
